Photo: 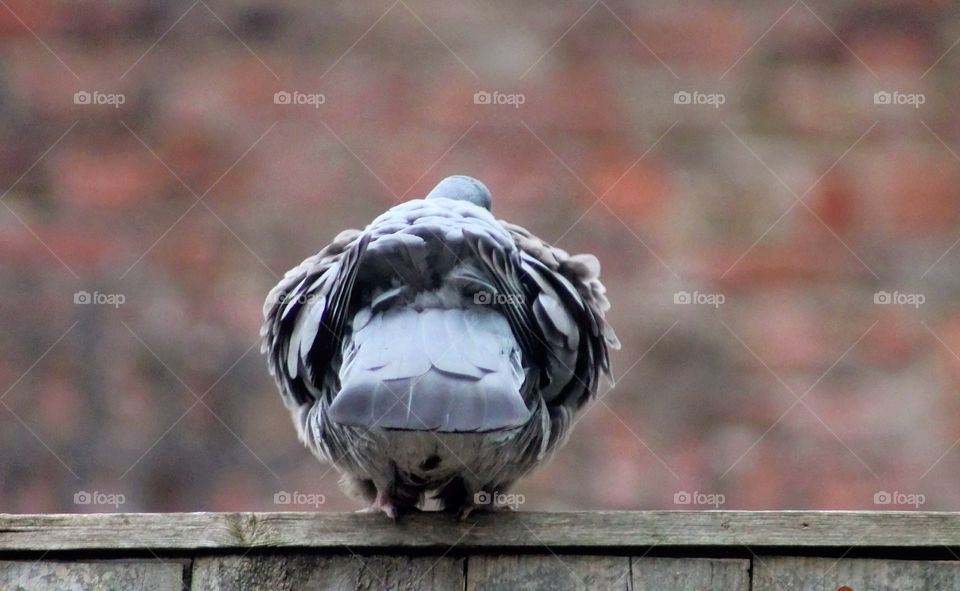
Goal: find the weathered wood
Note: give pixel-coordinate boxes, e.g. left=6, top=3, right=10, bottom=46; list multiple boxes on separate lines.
left=0, top=559, right=184, bottom=591
left=1, top=513, right=960, bottom=590
left=3, top=512, right=960, bottom=551
left=753, top=556, right=960, bottom=591
left=464, top=556, right=751, bottom=591
left=632, top=557, right=749, bottom=590
left=191, top=554, right=463, bottom=591
left=466, top=555, right=630, bottom=591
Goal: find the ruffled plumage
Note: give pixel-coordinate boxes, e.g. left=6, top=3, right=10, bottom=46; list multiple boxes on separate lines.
left=262, top=176, right=618, bottom=518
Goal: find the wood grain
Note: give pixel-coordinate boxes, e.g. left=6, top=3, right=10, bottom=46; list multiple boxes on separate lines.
left=632, top=557, right=749, bottom=591
left=0, top=559, right=185, bottom=591
left=753, top=556, right=960, bottom=591
left=1, top=513, right=960, bottom=589
left=3, top=511, right=960, bottom=551
left=466, top=555, right=630, bottom=591
left=191, top=554, right=463, bottom=591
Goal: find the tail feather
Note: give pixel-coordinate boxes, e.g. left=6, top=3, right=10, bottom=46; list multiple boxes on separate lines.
left=329, top=307, right=529, bottom=432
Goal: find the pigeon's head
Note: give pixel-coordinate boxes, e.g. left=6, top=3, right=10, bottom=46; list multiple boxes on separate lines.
left=424, top=175, right=492, bottom=210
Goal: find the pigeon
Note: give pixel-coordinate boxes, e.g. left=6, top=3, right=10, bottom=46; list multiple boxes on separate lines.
left=261, top=175, right=619, bottom=519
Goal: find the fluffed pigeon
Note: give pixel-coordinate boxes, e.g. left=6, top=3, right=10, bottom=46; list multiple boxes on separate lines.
left=261, top=175, right=619, bottom=519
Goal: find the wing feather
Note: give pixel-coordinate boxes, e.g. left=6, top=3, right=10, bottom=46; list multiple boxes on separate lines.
left=261, top=229, right=365, bottom=412
left=498, top=220, right=620, bottom=420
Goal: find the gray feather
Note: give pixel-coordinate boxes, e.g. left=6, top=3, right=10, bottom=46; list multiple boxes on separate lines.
left=330, top=306, right=528, bottom=432
left=261, top=175, right=619, bottom=515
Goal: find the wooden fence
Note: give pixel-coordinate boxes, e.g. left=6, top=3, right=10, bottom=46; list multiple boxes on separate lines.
left=2, top=511, right=960, bottom=589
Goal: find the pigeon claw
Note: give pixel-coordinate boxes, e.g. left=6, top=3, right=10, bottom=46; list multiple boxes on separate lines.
left=356, top=492, right=400, bottom=521
left=356, top=503, right=400, bottom=521
left=382, top=501, right=399, bottom=521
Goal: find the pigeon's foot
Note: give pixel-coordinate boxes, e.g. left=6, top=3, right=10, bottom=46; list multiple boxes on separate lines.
left=356, top=491, right=400, bottom=521
left=355, top=504, right=399, bottom=520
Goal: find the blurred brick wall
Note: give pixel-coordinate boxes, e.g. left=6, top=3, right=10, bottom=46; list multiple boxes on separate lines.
left=2, top=0, right=960, bottom=513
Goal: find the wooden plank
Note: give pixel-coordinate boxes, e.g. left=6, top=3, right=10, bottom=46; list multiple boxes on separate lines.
left=632, top=557, right=749, bottom=590
left=754, top=556, right=960, bottom=591
left=466, top=555, right=630, bottom=591
left=4, top=512, right=960, bottom=551
left=191, top=554, right=463, bottom=591
left=0, top=559, right=184, bottom=591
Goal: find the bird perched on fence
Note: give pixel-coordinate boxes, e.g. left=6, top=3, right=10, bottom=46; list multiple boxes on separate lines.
left=262, top=175, right=619, bottom=519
